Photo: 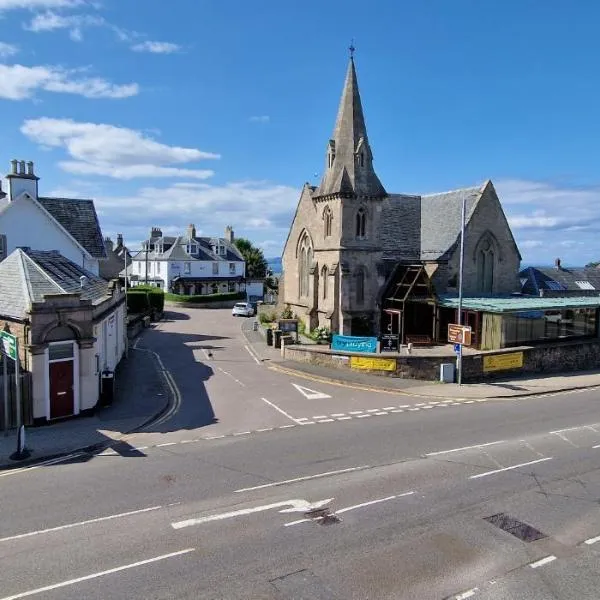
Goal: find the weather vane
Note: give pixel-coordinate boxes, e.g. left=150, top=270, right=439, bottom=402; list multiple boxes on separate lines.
left=349, top=39, right=355, bottom=59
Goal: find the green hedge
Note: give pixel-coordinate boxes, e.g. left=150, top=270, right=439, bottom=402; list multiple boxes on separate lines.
left=127, top=286, right=165, bottom=313
left=165, top=291, right=245, bottom=304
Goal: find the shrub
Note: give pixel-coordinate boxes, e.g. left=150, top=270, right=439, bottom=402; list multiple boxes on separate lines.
left=127, top=290, right=149, bottom=314
left=280, top=304, right=294, bottom=319
left=259, top=311, right=277, bottom=324
left=164, top=291, right=245, bottom=304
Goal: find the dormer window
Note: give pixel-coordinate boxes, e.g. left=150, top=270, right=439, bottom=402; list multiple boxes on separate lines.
left=187, top=243, right=198, bottom=255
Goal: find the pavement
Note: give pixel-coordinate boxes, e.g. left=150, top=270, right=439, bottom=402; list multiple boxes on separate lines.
left=0, top=341, right=171, bottom=469
left=243, top=319, right=600, bottom=399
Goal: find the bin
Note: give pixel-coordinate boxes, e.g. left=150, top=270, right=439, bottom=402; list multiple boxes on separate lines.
left=100, top=370, right=115, bottom=406
left=440, top=363, right=455, bottom=384
left=266, top=328, right=274, bottom=346
left=274, top=330, right=283, bottom=349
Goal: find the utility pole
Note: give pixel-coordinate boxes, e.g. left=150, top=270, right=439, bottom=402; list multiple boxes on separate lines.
left=144, top=240, right=149, bottom=285
left=456, top=193, right=466, bottom=386
left=124, top=238, right=129, bottom=359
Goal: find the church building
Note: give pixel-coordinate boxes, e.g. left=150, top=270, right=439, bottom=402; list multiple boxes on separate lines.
left=282, top=54, right=522, bottom=341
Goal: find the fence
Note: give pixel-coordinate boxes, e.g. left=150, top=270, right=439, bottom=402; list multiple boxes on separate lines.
left=0, top=372, right=33, bottom=430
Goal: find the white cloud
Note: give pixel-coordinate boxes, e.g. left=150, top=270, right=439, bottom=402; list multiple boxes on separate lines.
left=22, top=117, right=220, bottom=180
left=24, top=11, right=104, bottom=40
left=131, top=41, right=181, bottom=54
left=0, top=0, right=83, bottom=10
left=520, top=240, right=543, bottom=249
left=0, top=42, right=18, bottom=58
left=249, top=115, right=270, bottom=123
left=0, top=63, right=138, bottom=99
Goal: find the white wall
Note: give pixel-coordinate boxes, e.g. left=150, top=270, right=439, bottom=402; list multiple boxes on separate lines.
left=0, top=195, right=98, bottom=275
left=94, top=302, right=126, bottom=373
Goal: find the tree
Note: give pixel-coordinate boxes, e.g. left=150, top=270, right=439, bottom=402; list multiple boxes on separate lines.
left=234, top=238, right=269, bottom=278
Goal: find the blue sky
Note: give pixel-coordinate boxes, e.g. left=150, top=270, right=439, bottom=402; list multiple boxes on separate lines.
left=1, top=0, right=600, bottom=264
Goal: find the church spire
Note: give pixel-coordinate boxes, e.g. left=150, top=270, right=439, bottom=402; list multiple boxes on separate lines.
left=316, top=52, right=386, bottom=198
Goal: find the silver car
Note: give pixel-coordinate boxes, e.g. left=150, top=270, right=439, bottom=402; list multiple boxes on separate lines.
left=232, top=302, right=255, bottom=317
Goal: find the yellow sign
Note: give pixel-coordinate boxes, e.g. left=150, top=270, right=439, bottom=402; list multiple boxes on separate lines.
left=483, top=352, right=524, bottom=372
left=350, top=356, right=396, bottom=371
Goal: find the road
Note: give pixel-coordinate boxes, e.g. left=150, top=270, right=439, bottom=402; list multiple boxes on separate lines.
left=2, top=307, right=600, bottom=599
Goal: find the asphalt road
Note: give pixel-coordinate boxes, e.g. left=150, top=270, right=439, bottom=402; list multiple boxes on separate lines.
left=2, top=307, right=600, bottom=600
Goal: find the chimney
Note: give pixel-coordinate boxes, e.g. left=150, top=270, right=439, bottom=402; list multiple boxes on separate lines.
left=225, top=225, right=234, bottom=243
left=6, top=159, right=39, bottom=201
left=26, top=161, right=34, bottom=176
left=10, top=159, right=17, bottom=175
left=555, top=258, right=561, bottom=270
left=104, top=237, right=114, bottom=253
left=116, top=233, right=123, bottom=248
left=19, top=160, right=25, bottom=175
left=187, top=223, right=196, bottom=239
left=150, top=227, right=162, bottom=239
left=80, top=275, right=89, bottom=288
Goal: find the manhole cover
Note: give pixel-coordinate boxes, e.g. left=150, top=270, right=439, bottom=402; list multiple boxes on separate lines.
left=484, top=513, right=547, bottom=542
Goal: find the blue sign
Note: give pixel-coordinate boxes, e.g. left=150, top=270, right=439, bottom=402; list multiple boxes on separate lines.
left=454, top=343, right=461, bottom=354
left=331, top=335, right=377, bottom=354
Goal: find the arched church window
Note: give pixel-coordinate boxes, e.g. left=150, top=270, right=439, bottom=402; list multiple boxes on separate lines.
left=298, top=233, right=313, bottom=297
left=356, top=266, right=365, bottom=304
left=321, top=265, right=329, bottom=299
left=476, top=236, right=495, bottom=293
left=323, top=206, right=333, bottom=238
left=359, top=152, right=364, bottom=167
left=356, top=207, right=367, bottom=239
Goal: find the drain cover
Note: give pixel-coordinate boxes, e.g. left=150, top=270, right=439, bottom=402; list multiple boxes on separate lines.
left=484, top=513, right=547, bottom=542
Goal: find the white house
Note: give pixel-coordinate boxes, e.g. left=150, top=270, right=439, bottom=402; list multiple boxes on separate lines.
left=0, top=160, right=107, bottom=275
left=129, top=225, right=246, bottom=295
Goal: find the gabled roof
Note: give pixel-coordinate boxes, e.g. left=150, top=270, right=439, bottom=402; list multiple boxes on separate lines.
left=38, top=197, right=106, bottom=259
left=520, top=265, right=600, bottom=295
left=420, top=185, right=483, bottom=260
left=132, top=235, right=245, bottom=262
left=0, top=248, right=109, bottom=319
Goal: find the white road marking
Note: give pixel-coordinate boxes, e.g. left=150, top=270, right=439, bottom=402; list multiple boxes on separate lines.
left=330, top=413, right=346, bottom=417
left=529, top=555, right=557, bottom=568
left=261, top=397, right=303, bottom=424
left=244, top=344, right=262, bottom=364
left=554, top=432, right=578, bottom=447
left=349, top=410, right=364, bottom=415
left=464, top=400, right=475, bottom=404
left=134, top=446, right=148, bottom=451
left=357, top=414, right=372, bottom=418
left=415, top=403, right=426, bottom=406
left=425, top=440, right=506, bottom=456
left=317, top=419, right=335, bottom=423
left=423, top=406, right=433, bottom=409
left=279, top=424, right=295, bottom=429
left=205, top=435, right=225, bottom=440
left=291, top=383, right=332, bottom=400
left=171, top=498, right=334, bottom=529
left=312, top=415, right=328, bottom=419
left=0, top=548, right=195, bottom=600
left=367, top=409, right=380, bottom=413
left=337, top=416, right=352, bottom=421
left=391, top=409, right=404, bottom=413
left=374, top=412, right=388, bottom=416
left=593, top=444, right=600, bottom=449
left=453, top=589, right=479, bottom=599
left=156, top=442, right=177, bottom=447
left=233, top=431, right=251, bottom=436
left=0, top=452, right=85, bottom=478
left=179, top=440, right=194, bottom=444
left=398, top=405, right=411, bottom=408
left=383, top=406, right=397, bottom=411
left=584, top=534, right=600, bottom=545
left=0, top=506, right=162, bottom=543
left=303, top=421, right=316, bottom=425
left=296, top=417, right=310, bottom=421
left=284, top=491, right=414, bottom=527
left=408, top=408, right=420, bottom=411
left=216, top=366, right=247, bottom=387
left=470, top=457, right=553, bottom=479
left=256, top=427, right=273, bottom=432
left=234, top=465, right=370, bottom=493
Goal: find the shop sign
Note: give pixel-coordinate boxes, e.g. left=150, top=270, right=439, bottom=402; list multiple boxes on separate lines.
left=448, top=324, right=472, bottom=346
left=380, top=334, right=399, bottom=352
left=350, top=356, right=396, bottom=371
left=331, top=335, right=377, bottom=354
left=483, top=352, right=524, bottom=372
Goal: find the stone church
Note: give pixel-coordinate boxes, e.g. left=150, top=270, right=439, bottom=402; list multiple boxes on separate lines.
left=282, top=55, right=521, bottom=340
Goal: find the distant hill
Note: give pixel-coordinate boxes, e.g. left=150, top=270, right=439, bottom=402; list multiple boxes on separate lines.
left=267, top=257, right=282, bottom=275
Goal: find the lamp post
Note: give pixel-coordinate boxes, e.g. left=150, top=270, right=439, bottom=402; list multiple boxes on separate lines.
left=456, top=193, right=466, bottom=385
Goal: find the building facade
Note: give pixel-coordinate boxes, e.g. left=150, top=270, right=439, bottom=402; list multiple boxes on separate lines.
left=129, top=225, right=246, bottom=294
left=282, top=56, right=521, bottom=338
left=0, top=160, right=106, bottom=275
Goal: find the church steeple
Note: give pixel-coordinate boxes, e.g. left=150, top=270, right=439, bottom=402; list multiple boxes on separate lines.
left=316, top=52, right=386, bottom=198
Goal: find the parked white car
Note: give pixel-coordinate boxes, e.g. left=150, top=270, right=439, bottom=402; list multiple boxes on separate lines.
left=232, top=302, right=255, bottom=317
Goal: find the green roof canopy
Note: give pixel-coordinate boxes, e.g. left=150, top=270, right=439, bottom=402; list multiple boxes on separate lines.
left=438, top=294, right=600, bottom=313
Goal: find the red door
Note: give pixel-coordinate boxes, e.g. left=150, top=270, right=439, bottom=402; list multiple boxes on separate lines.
left=50, top=361, right=74, bottom=419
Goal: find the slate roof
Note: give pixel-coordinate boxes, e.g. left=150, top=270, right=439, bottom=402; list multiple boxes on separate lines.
left=520, top=266, right=600, bottom=295
left=38, top=197, right=106, bottom=259
left=0, top=248, right=109, bottom=319
left=133, top=235, right=244, bottom=263
left=420, top=185, right=482, bottom=260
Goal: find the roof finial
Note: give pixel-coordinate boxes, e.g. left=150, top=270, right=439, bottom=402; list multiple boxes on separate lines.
left=349, top=39, right=355, bottom=60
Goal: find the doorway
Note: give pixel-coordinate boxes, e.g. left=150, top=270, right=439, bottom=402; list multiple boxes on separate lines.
left=48, top=342, right=76, bottom=419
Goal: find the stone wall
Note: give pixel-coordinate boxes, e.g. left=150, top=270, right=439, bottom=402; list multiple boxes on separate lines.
left=283, top=339, right=600, bottom=382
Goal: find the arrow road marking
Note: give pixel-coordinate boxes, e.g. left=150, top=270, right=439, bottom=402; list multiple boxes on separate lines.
left=291, top=383, right=332, bottom=400
left=171, top=498, right=334, bottom=529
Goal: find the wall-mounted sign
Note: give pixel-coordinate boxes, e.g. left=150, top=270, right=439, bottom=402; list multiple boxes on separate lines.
left=380, top=334, right=399, bottom=353
left=331, top=335, right=377, bottom=354
left=448, top=324, right=472, bottom=346
left=483, top=352, right=524, bottom=372
left=350, top=356, right=396, bottom=371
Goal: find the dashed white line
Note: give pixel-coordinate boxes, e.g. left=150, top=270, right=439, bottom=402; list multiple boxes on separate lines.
left=234, top=465, right=370, bottom=493
left=374, top=412, right=388, bottom=416
left=357, top=414, right=372, bottom=418
left=452, top=589, right=479, bottom=600
left=349, top=410, right=364, bottom=415
left=337, top=416, right=352, bottom=421
left=529, top=555, right=557, bottom=568
left=312, top=415, right=328, bottom=419
left=470, top=457, right=553, bottom=480
left=261, top=397, right=303, bottom=425
left=383, top=406, right=397, bottom=411
left=256, top=428, right=273, bottom=432
left=156, top=442, right=177, bottom=447
left=408, top=408, right=420, bottom=412
left=317, top=419, right=335, bottom=423
left=584, top=534, right=600, bottom=545
left=205, top=435, right=225, bottom=440
left=391, top=409, right=404, bottom=413
left=464, top=400, right=475, bottom=404
left=398, top=405, right=411, bottom=408
left=426, top=440, right=506, bottom=457
left=244, top=344, right=261, bottom=365
left=233, top=431, right=252, bottom=436
left=330, top=413, right=346, bottom=417
left=279, top=425, right=296, bottom=429
left=367, top=409, right=380, bottom=413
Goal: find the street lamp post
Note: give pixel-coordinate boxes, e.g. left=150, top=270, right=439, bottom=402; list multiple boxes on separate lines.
left=456, top=193, right=466, bottom=385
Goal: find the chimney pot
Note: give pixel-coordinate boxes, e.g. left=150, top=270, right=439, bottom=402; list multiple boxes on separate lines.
left=26, top=161, right=34, bottom=176
left=116, top=233, right=123, bottom=247
left=555, top=258, right=561, bottom=269
left=10, top=159, right=17, bottom=174
left=19, top=160, right=25, bottom=175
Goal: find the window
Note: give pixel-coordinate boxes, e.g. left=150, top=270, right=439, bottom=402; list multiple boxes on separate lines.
left=229, top=262, right=236, bottom=275
left=184, top=262, right=191, bottom=274
left=186, top=244, right=197, bottom=255
left=321, top=265, right=329, bottom=300
left=575, top=281, right=595, bottom=290
left=359, top=152, right=364, bottom=167
left=546, top=281, right=565, bottom=291
left=0, top=234, right=6, bottom=261
left=156, top=261, right=161, bottom=274
left=212, top=262, right=219, bottom=275
left=49, top=342, right=74, bottom=361
left=476, top=236, right=495, bottom=294
left=323, top=206, right=333, bottom=238
left=228, top=281, right=236, bottom=292
left=355, top=267, right=365, bottom=304
left=356, top=207, right=366, bottom=239
left=327, top=140, right=335, bottom=168
left=298, top=232, right=313, bottom=297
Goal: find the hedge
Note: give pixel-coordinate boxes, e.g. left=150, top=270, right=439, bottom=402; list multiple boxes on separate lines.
left=127, top=290, right=149, bottom=314
left=165, top=291, right=245, bottom=304
left=127, top=286, right=165, bottom=313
